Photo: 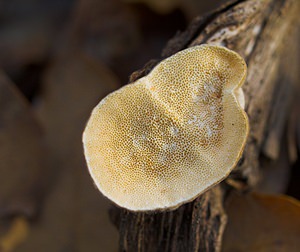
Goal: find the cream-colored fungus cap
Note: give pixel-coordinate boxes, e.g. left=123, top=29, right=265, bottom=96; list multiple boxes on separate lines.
left=83, top=44, right=249, bottom=211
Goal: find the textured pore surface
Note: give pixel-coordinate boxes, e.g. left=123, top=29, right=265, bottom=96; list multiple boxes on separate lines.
left=83, top=45, right=249, bottom=211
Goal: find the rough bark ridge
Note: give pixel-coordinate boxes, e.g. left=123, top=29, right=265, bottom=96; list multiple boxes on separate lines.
left=110, top=0, right=300, bottom=251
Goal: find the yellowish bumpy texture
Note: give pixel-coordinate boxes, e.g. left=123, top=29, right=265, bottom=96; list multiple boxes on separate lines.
left=83, top=45, right=249, bottom=211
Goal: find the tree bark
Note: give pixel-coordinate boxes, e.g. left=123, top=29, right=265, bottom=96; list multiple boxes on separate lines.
left=110, top=0, right=300, bottom=251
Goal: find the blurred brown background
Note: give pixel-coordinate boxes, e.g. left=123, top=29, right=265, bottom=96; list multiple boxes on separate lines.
left=0, top=0, right=299, bottom=251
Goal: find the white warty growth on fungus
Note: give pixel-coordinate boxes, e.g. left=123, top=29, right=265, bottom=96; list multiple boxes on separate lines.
left=83, top=44, right=249, bottom=211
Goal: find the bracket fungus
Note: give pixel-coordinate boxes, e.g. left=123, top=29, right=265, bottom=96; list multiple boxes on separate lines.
left=83, top=44, right=249, bottom=211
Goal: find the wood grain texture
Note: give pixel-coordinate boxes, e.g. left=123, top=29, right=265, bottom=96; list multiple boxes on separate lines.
left=111, top=0, right=300, bottom=251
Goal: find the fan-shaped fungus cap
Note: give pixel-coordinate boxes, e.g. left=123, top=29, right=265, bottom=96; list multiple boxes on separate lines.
left=83, top=44, right=249, bottom=211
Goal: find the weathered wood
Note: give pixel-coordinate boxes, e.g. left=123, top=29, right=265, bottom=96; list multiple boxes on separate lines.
left=110, top=0, right=300, bottom=251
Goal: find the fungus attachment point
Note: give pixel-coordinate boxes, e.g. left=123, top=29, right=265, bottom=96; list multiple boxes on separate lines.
left=83, top=45, right=249, bottom=211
